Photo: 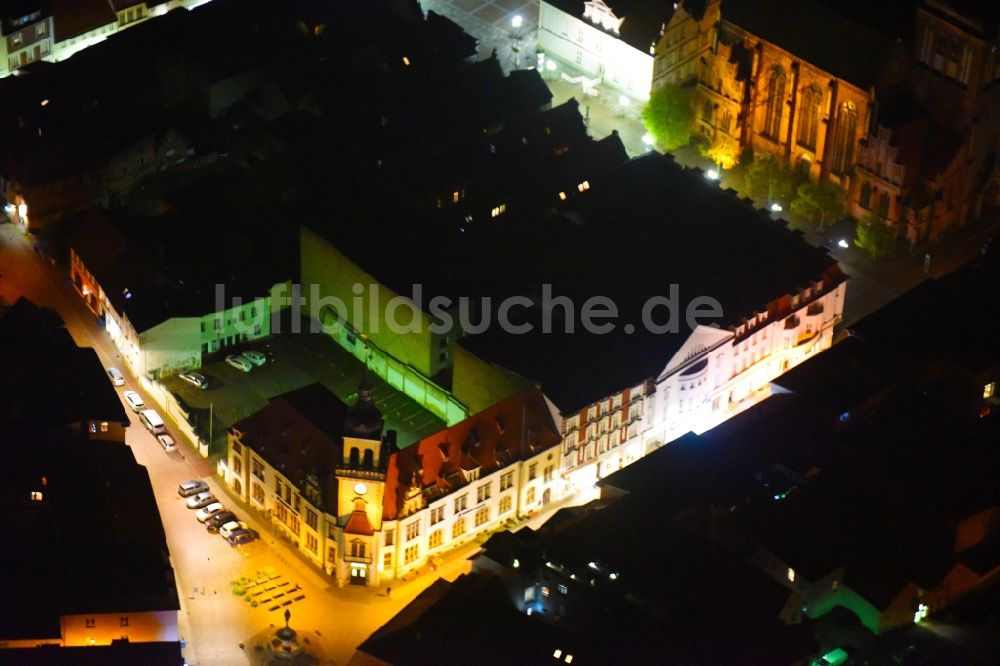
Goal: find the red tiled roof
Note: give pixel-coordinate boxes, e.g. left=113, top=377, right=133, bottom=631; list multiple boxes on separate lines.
left=344, top=509, right=375, bottom=536
left=382, top=389, right=561, bottom=521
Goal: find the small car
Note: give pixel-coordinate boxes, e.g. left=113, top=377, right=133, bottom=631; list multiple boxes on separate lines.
left=179, top=371, right=208, bottom=389
left=156, top=433, right=177, bottom=452
left=123, top=390, right=145, bottom=412
left=225, top=354, right=252, bottom=372
left=177, top=479, right=209, bottom=497
left=204, top=510, right=238, bottom=531
left=219, top=520, right=248, bottom=539
left=241, top=350, right=266, bottom=366
left=196, top=502, right=225, bottom=522
left=185, top=492, right=215, bottom=509
left=107, top=366, right=126, bottom=387
left=226, top=528, right=260, bottom=546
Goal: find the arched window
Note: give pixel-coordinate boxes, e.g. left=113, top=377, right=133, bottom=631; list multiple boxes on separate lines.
left=797, top=85, right=822, bottom=149
left=764, top=69, right=786, bottom=139
left=349, top=447, right=360, bottom=467
left=362, top=449, right=374, bottom=470
left=831, top=101, right=857, bottom=175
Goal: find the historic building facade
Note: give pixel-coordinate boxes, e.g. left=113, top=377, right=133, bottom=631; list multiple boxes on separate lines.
left=538, top=0, right=718, bottom=100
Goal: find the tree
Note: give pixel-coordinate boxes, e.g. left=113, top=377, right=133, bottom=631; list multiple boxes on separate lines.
left=641, top=84, right=694, bottom=151
left=699, top=134, right=740, bottom=170
left=743, top=154, right=798, bottom=206
left=855, top=212, right=898, bottom=260
left=791, top=180, right=845, bottom=230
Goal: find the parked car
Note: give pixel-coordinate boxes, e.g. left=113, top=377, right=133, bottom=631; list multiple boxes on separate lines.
left=177, top=479, right=209, bottom=497
left=196, top=502, right=225, bottom=522
left=179, top=371, right=209, bottom=389
left=185, top=492, right=215, bottom=509
left=123, top=390, right=145, bottom=412
left=241, top=350, right=266, bottom=366
left=204, top=510, right=238, bottom=532
left=226, top=528, right=260, bottom=546
left=107, top=366, right=126, bottom=387
left=156, top=433, right=177, bottom=452
left=225, top=353, right=252, bottom=372
left=219, top=520, right=248, bottom=539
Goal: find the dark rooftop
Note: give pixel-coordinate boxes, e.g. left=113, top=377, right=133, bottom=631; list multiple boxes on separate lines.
left=459, top=152, right=842, bottom=411
left=231, top=383, right=349, bottom=514
left=723, top=0, right=901, bottom=90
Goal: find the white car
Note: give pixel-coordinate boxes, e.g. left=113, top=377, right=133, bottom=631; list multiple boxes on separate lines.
left=179, top=371, right=208, bottom=389
left=218, top=520, right=248, bottom=539
left=196, top=502, right=225, bottom=522
left=225, top=354, right=252, bottom=372
left=123, top=390, right=145, bottom=412
left=241, top=350, right=266, bottom=366
left=156, top=433, right=177, bottom=452
left=107, top=366, right=126, bottom=387
left=185, top=491, right=214, bottom=509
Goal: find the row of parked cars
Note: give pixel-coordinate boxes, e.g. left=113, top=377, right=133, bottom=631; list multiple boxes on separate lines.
left=175, top=350, right=266, bottom=389
left=177, top=480, right=260, bottom=546
left=108, top=367, right=178, bottom=452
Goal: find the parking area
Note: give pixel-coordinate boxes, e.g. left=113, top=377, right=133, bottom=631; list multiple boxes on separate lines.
left=160, top=320, right=446, bottom=453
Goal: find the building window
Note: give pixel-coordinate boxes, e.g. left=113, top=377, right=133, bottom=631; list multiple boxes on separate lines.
left=252, top=483, right=265, bottom=504
left=476, top=483, right=491, bottom=503
left=454, top=493, right=468, bottom=513
left=491, top=204, right=506, bottom=218
left=251, top=459, right=264, bottom=481
left=306, top=533, right=318, bottom=553
left=543, top=466, right=554, bottom=482
left=528, top=463, right=537, bottom=480
left=384, top=529, right=394, bottom=546
left=877, top=191, right=889, bottom=218
left=232, top=440, right=242, bottom=454
left=475, top=506, right=489, bottom=527
left=119, top=616, right=129, bottom=627
left=452, top=517, right=467, bottom=538
left=85, top=619, right=96, bottom=628
left=831, top=102, right=857, bottom=175
left=763, top=69, right=786, bottom=139
left=213, top=318, right=222, bottom=331
left=786, top=567, right=796, bottom=583
left=429, top=530, right=443, bottom=549
left=985, top=382, right=996, bottom=400
left=37, top=23, right=46, bottom=36
left=30, top=491, right=43, bottom=501
left=405, top=520, right=420, bottom=541
left=383, top=552, right=392, bottom=568
left=350, top=541, right=366, bottom=558
left=306, top=509, right=318, bottom=530
left=859, top=181, right=872, bottom=209
left=500, top=471, right=514, bottom=491
left=499, top=495, right=512, bottom=514
left=232, top=456, right=242, bottom=475
left=526, top=486, right=536, bottom=505
left=430, top=506, right=444, bottom=525
left=404, top=545, right=419, bottom=564
left=797, top=85, right=821, bottom=149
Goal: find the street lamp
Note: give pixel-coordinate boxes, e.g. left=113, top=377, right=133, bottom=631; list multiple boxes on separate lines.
left=642, top=134, right=655, bottom=151
left=769, top=203, right=783, bottom=212
left=705, top=169, right=719, bottom=181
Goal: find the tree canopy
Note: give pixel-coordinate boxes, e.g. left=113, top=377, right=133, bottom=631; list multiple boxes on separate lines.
left=855, top=212, right=898, bottom=260
left=790, top=180, right=845, bottom=229
left=641, top=84, right=694, bottom=151
left=743, top=154, right=798, bottom=206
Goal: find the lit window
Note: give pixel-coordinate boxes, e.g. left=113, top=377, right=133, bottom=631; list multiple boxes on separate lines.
left=554, top=650, right=562, bottom=659
left=786, top=567, right=796, bottom=583
left=402, top=56, right=410, bottom=66
left=985, top=382, right=995, bottom=400
left=452, top=191, right=460, bottom=203
left=491, top=204, right=507, bottom=218
left=558, top=191, right=567, bottom=200
left=565, top=656, right=574, bottom=664
left=30, top=491, right=43, bottom=501
left=577, top=180, right=590, bottom=192
left=541, top=586, right=550, bottom=597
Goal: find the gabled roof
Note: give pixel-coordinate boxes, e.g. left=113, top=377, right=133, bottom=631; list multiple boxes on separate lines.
left=383, top=389, right=560, bottom=521
left=232, top=384, right=348, bottom=515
